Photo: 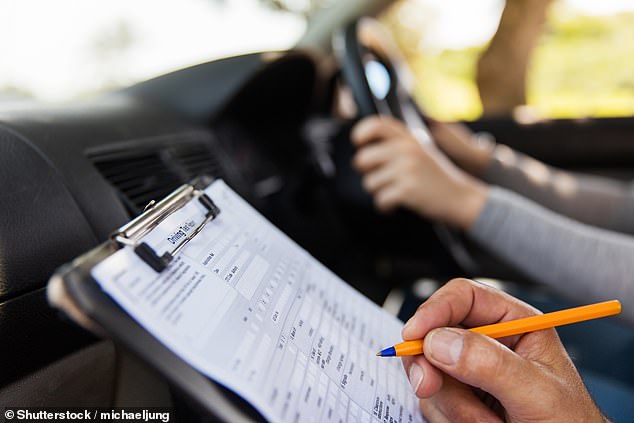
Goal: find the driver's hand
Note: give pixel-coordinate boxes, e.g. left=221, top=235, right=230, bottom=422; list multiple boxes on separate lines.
left=402, top=278, right=607, bottom=423
left=351, top=116, right=488, bottom=230
left=425, top=118, right=496, bottom=176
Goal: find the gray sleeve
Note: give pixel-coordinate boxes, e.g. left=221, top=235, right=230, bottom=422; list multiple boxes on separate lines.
left=469, top=187, right=634, bottom=325
left=483, top=145, right=634, bottom=235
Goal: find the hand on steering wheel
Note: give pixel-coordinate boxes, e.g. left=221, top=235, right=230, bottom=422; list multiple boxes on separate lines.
left=335, top=17, right=485, bottom=273
left=351, top=115, right=488, bottom=230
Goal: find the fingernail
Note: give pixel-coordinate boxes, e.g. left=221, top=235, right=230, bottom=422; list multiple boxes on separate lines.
left=351, top=120, right=368, bottom=140
left=427, top=329, right=463, bottom=365
left=402, top=317, right=414, bottom=334
left=408, top=363, right=424, bottom=394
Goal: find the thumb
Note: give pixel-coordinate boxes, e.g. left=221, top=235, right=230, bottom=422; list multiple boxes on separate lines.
left=423, top=328, right=543, bottom=410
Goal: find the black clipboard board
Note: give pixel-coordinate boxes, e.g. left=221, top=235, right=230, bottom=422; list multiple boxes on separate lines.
left=47, top=176, right=264, bottom=422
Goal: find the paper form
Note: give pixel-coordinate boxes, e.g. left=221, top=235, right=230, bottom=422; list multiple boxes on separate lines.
left=92, top=180, right=425, bottom=423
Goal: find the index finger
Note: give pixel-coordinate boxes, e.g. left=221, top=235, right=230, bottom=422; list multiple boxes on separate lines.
left=351, top=115, right=411, bottom=147
left=402, top=278, right=542, bottom=345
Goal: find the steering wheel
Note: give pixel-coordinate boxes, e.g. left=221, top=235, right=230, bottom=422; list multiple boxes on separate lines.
left=333, top=17, right=479, bottom=275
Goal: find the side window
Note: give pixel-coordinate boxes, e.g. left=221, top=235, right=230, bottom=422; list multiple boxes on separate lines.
left=380, top=0, right=634, bottom=121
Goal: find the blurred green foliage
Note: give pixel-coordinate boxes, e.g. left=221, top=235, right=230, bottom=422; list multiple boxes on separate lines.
left=381, top=3, right=634, bottom=121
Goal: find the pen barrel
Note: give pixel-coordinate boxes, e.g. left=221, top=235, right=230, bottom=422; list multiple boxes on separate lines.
left=395, top=340, right=424, bottom=356
left=388, top=300, right=621, bottom=357
left=468, top=300, right=622, bottom=339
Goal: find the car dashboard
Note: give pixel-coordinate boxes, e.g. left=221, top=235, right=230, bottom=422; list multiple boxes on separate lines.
left=0, top=50, right=456, bottom=395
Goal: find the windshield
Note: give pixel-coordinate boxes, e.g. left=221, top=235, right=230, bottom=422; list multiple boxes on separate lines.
left=0, top=0, right=308, bottom=103
left=381, top=0, right=634, bottom=120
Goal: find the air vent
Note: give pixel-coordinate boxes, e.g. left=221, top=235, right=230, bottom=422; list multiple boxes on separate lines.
left=90, top=134, right=227, bottom=215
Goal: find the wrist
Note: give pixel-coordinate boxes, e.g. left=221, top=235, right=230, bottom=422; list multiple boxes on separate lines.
left=448, top=177, right=489, bottom=230
left=467, top=132, right=496, bottom=175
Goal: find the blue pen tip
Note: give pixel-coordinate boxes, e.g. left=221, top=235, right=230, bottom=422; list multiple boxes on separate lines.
left=377, top=346, right=396, bottom=357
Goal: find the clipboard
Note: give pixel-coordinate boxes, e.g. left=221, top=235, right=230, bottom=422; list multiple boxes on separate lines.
left=47, top=176, right=263, bottom=422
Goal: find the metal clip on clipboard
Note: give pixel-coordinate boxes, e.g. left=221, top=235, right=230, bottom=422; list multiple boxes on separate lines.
left=112, top=182, right=221, bottom=273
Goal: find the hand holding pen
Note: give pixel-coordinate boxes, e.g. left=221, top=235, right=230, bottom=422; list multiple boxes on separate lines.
left=390, top=278, right=611, bottom=423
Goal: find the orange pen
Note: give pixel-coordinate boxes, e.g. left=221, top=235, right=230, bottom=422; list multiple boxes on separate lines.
left=377, top=300, right=621, bottom=357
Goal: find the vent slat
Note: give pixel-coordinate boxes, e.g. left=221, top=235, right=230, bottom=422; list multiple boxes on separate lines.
left=90, top=140, right=226, bottom=213
left=182, top=156, right=217, bottom=166
left=96, top=157, right=163, bottom=170
left=130, top=188, right=176, bottom=203
left=97, top=164, right=169, bottom=183
left=177, top=153, right=218, bottom=163
left=122, top=177, right=182, bottom=198
left=95, top=157, right=162, bottom=170
left=186, top=164, right=217, bottom=176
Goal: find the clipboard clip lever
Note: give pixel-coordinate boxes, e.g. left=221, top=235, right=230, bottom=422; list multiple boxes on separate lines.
left=112, top=182, right=221, bottom=273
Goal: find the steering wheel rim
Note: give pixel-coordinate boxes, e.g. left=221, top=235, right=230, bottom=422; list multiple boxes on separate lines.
left=333, top=17, right=480, bottom=275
